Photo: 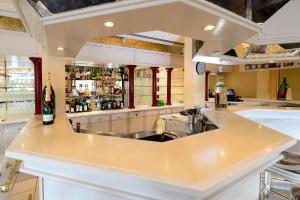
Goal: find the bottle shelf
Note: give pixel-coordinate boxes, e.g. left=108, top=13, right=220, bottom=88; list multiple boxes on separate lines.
left=0, top=86, right=34, bottom=89
left=0, top=100, right=34, bottom=103
left=65, top=79, right=122, bottom=81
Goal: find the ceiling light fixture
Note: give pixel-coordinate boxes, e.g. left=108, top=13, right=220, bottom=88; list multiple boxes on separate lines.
left=57, top=47, right=64, bottom=51
left=104, top=21, right=114, bottom=27
left=203, top=25, right=215, bottom=31
left=269, top=60, right=274, bottom=63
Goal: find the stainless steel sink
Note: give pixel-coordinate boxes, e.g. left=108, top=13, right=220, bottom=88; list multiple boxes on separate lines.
left=74, top=111, right=218, bottom=143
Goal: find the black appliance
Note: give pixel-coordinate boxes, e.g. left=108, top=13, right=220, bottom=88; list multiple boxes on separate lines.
left=227, top=89, right=243, bottom=102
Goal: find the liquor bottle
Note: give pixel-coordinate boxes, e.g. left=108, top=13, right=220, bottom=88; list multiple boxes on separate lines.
left=280, top=76, right=289, bottom=89
left=84, top=84, right=90, bottom=97
left=96, top=98, right=101, bottom=111
left=116, top=99, right=121, bottom=109
left=80, top=70, right=85, bottom=80
left=83, top=99, right=88, bottom=112
left=96, top=68, right=101, bottom=80
left=278, top=76, right=289, bottom=100
left=75, top=68, right=81, bottom=80
left=71, top=81, right=79, bottom=96
left=107, top=98, right=112, bottom=110
left=75, top=99, right=80, bottom=112
left=51, top=85, right=56, bottom=118
left=79, top=99, right=83, bottom=112
left=86, top=69, right=91, bottom=80
left=42, top=72, right=56, bottom=118
left=70, top=99, right=75, bottom=113
left=91, top=82, right=96, bottom=96
left=69, top=68, right=76, bottom=80
left=112, top=98, right=117, bottom=109
left=65, top=99, right=70, bottom=113
left=101, top=98, right=107, bottom=110
left=214, top=72, right=227, bottom=110
left=91, top=68, right=97, bottom=80
left=42, top=72, right=55, bottom=125
left=78, top=84, right=84, bottom=96
left=65, top=68, right=69, bottom=80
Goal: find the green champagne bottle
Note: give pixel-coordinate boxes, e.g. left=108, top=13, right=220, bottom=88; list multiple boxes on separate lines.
left=42, top=72, right=55, bottom=125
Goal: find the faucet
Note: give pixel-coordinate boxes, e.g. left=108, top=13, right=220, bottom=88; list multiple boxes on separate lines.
left=185, top=108, right=204, bottom=135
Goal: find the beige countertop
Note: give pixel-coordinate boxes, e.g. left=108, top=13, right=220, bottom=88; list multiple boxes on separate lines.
left=5, top=106, right=297, bottom=197
left=242, top=98, right=300, bottom=104
left=67, top=104, right=184, bottom=118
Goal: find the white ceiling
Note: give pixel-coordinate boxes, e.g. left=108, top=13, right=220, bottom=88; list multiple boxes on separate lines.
left=247, top=0, right=300, bottom=45
left=0, top=0, right=19, bottom=18
left=13, top=0, right=260, bottom=58
left=120, top=31, right=184, bottom=46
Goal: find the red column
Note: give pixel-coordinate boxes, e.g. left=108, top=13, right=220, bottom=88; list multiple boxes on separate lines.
left=29, top=57, right=42, bottom=115
left=205, top=71, right=210, bottom=101
left=151, top=67, right=159, bottom=107
left=127, top=65, right=136, bottom=109
left=166, top=68, right=173, bottom=105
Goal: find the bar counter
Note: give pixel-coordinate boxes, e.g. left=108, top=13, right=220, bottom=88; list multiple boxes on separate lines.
left=5, top=106, right=297, bottom=200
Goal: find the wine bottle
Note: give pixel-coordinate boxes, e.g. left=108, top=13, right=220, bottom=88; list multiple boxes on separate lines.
left=83, top=99, right=88, bottom=112
left=42, top=72, right=55, bottom=125
left=75, top=99, right=80, bottom=112
left=65, top=99, right=70, bottom=113
left=42, top=74, right=56, bottom=118
left=70, top=99, right=75, bottom=113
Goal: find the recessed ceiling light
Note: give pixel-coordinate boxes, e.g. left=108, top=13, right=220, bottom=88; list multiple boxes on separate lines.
left=104, top=21, right=114, bottom=27
left=269, top=60, right=274, bottom=63
left=57, top=47, right=64, bottom=51
left=203, top=25, right=215, bottom=31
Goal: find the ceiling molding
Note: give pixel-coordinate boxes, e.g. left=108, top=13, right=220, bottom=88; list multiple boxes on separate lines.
left=0, top=9, right=19, bottom=18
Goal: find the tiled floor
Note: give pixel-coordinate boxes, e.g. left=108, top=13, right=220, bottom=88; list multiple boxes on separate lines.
left=10, top=173, right=38, bottom=200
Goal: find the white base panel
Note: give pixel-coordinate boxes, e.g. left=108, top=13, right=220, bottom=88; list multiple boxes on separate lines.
left=40, top=174, right=260, bottom=200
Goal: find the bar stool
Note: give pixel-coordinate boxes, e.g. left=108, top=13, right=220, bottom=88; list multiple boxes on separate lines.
left=261, top=151, right=300, bottom=200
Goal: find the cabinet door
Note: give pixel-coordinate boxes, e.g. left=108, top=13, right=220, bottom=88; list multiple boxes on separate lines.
left=4, top=132, right=18, bottom=150
left=172, top=107, right=184, bottom=113
left=70, top=117, right=89, bottom=130
left=111, top=119, right=128, bottom=134
left=144, top=115, right=158, bottom=132
left=3, top=123, right=25, bottom=151
left=128, top=117, right=144, bottom=133
left=90, top=122, right=110, bottom=132
left=158, top=109, right=172, bottom=115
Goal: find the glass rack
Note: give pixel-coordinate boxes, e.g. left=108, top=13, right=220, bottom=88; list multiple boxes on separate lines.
left=0, top=56, right=35, bottom=117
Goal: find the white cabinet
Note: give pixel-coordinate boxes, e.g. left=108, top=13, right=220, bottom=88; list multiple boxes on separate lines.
left=2, top=122, right=26, bottom=153
left=172, top=107, right=184, bottom=113
left=144, top=110, right=158, bottom=132
left=111, top=113, right=128, bottom=134
left=67, top=106, right=184, bottom=134
left=128, top=111, right=144, bottom=133
left=90, top=115, right=110, bottom=132
left=71, top=117, right=89, bottom=130
left=158, top=108, right=172, bottom=115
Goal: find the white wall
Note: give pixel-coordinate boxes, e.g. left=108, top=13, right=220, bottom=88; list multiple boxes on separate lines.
left=42, top=53, right=72, bottom=114
left=184, top=38, right=205, bottom=108
left=0, top=29, right=41, bottom=57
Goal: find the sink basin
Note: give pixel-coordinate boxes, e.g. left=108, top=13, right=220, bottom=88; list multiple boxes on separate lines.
left=138, top=134, right=175, bottom=142
left=74, top=114, right=218, bottom=143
